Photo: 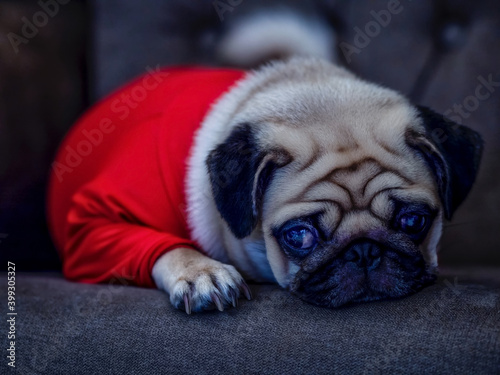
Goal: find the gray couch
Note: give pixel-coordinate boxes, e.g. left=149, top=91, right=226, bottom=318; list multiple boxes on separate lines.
left=1, top=1, right=499, bottom=373
left=4, top=268, right=500, bottom=374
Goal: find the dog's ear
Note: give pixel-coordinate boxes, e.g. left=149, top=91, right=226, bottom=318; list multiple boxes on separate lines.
left=407, top=106, right=483, bottom=220
left=206, top=124, right=291, bottom=238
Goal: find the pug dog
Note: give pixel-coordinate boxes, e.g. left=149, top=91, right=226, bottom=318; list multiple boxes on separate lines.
left=151, top=58, right=483, bottom=312
left=48, top=58, right=482, bottom=314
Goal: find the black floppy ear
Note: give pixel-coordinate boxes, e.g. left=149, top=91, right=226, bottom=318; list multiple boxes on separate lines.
left=408, top=106, right=483, bottom=220
left=206, top=124, right=291, bottom=239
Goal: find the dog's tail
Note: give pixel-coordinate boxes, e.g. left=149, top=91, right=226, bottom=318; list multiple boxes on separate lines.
left=216, top=8, right=336, bottom=68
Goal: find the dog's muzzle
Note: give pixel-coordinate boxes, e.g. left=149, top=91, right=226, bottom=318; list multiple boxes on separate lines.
left=290, top=238, right=436, bottom=308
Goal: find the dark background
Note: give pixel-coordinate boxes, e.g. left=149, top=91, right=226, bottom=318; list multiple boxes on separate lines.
left=1, top=0, right=499, bottom=271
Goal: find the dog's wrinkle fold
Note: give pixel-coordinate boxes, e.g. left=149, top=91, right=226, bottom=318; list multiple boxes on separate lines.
left=296, top=158, right=417, bottom=214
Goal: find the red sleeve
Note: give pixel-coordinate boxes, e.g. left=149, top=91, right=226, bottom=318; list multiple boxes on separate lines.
left=63, top=184, right=197, bottom=287
left=58, top=115, right=197, bottom=288
left=49, top=68, right=246, bottom=288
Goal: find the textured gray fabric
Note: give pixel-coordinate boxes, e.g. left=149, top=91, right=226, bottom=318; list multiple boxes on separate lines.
left=2, top=270, right=499, bottom=374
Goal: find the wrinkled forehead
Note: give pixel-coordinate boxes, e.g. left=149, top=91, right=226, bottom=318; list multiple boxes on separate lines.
left=264, top=156, right=437, bottom=226
left=234, top=73, right=438, bottom=229
left=234, top=77, right=429, bottom=173
left=259, top=101, right=438, bottom=234
left=261, top=103, right=436, bottom=205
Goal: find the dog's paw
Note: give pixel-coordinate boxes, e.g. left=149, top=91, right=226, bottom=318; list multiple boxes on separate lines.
left=170, top=261, right=252, bottom=314
left=152, top=248, right=252, bottom=314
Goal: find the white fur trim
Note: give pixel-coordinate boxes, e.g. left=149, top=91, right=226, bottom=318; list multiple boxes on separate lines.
left=185, top=67, right=260, bottom=262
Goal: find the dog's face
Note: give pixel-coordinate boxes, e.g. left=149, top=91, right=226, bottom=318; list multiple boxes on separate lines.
left=206, top=61, right=483, bottom=308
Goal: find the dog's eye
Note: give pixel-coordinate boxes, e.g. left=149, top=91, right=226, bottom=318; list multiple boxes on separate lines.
left=399, top=213, right=427, bottom=234
left=282, top=225, right=318, bottom=255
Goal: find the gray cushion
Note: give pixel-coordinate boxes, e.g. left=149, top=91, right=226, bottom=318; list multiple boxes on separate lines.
left=3, top=269, right=499, bottom=374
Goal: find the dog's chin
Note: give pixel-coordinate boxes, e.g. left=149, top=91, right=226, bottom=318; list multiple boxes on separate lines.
left=289, top=248, right=437, bottom=308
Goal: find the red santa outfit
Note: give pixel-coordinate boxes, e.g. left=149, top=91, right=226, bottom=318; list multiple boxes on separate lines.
left=47, top=67, right=246, bottom=287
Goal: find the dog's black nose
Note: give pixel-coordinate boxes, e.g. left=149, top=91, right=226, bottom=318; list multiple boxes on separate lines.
left=344, top=240, right=382, bottom=270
